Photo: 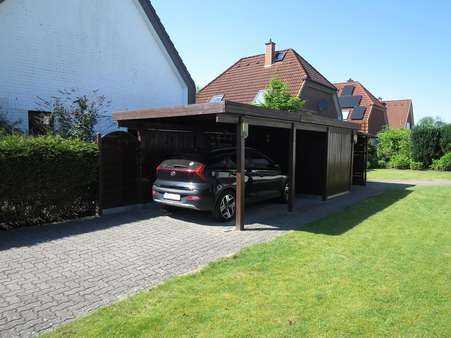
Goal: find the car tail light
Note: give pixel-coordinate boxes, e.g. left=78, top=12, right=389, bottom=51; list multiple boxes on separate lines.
left=155, top=163, right=207, bottom=181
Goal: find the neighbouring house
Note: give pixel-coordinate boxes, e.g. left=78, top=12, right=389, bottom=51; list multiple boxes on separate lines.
left=0, top=0, right=195, bottom=134
left=382, top=99, right=414, bottom=129
left=334, top=79, right=388, bottom=136
left=197, top=40, right=342, bottom=120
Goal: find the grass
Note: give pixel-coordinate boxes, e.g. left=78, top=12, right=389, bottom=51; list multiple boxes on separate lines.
left=368, top=168, right=451, bottom=181
left=45, top=187, right=451, bottom=337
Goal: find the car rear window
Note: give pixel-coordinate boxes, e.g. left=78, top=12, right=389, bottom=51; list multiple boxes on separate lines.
left=159, top=159, right=204, bottom=169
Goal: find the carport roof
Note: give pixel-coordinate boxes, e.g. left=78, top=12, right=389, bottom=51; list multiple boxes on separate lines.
left=113, top=101, right=359, bottom=131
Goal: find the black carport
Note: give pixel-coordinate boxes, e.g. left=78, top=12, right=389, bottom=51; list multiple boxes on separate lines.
left=110, top=101, right=362, bottom=230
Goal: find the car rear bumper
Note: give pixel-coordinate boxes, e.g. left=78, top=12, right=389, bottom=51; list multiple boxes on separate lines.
left=152, top=184, right=213, bottom=211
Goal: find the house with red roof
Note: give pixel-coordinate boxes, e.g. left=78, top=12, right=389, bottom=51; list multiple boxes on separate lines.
left=335, top=79, right=415, bottom=135
left=382, top=99, right=414, bottom=129
left=334, top=79, right=388, bottom=136
left=197, top=40, right=342, bottom=120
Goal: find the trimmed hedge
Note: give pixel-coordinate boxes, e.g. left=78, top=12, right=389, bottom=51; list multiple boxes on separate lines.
left=0, top=135, right=98, bottom=230
left=411, top=126, right=443, bottom=166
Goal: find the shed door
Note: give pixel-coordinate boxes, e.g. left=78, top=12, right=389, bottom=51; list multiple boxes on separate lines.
left=352, top=134, right=368, bottom=185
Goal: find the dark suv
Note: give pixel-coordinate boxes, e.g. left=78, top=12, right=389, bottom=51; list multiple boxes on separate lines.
left=152, top=147, right=288, bottom=221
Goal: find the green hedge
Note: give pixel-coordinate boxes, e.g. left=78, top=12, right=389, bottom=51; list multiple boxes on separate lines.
left=0, top=135, right=98, bottom=230
left=431, top=153, right=451, bottom=171
left=411, top=126, right=443, bottom=166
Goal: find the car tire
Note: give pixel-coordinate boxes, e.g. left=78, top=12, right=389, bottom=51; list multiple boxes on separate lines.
left=213, top=190, right=236, bottom=222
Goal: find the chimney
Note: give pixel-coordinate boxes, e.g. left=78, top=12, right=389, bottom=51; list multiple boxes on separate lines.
left=265, top=39, right=275, bottom=67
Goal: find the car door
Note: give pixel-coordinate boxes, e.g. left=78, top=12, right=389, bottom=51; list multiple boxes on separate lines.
left=247, top=151, right=281, bottom=200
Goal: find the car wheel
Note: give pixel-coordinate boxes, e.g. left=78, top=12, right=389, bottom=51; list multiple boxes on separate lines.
left=213, top=190, right=236, bottom=222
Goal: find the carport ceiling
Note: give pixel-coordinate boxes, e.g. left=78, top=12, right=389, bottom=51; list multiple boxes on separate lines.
left=112, top=101, right=359, bottom=132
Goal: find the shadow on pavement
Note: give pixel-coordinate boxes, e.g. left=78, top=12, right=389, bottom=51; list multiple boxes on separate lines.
left=0, top=181, right=414, bottom=250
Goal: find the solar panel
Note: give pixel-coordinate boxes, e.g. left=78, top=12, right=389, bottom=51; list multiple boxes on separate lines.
left=338, top=95, right=362, bottom=108
left=274, top=51, right=286, bottom=62
left=350, top=106, right=366, bottom=120
left=341, top=85, right=354, bottom=96
left=210, top=94, right=224, bottom=103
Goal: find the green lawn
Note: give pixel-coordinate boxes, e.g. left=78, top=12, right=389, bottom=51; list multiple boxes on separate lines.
left=368, top=168, right=451, bottom=181
left=45, top=187, right=451, bottom=338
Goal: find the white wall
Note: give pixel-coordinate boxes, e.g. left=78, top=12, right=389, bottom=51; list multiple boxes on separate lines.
left=0, top=0, right=188, bottom=132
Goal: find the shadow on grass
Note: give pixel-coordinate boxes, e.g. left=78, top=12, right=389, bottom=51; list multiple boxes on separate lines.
left=0, top=182, right=414, bottom=250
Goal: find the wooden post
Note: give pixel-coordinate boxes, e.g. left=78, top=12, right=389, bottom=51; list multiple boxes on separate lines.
left=288, top=123, right=296, bottom=212
left=236, top=117, right=245, bottom=231
left=136, top=128, right=144, bottom=203
left=323, top=127, right=330, bottom=201
left=349, top=131, right=355, bottom=191
left=96, top=133, right=103, bottom=216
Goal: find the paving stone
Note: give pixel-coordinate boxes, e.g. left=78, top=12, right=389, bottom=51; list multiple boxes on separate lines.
left=0, top=181, right=420, bottom=337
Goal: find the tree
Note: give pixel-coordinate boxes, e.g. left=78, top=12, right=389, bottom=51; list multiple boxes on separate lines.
left=259, top=79, right=305, bottom=112
left=38, top=89, right=111, bottom=141
left=0, top=113, right=21, bottom=135
left=417, top=116, right=446, bottom=127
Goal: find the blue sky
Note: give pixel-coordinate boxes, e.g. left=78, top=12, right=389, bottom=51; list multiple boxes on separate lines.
left=153, top=0, right=451, bottom=123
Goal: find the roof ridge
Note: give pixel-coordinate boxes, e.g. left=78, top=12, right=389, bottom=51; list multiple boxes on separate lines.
left=291, top=49, right=336, bottom=89
left=382, top=99, right=412, bottom=103
left=197, top=48, right=291, bottom=97
left=140, top=0, right=196, bottom=102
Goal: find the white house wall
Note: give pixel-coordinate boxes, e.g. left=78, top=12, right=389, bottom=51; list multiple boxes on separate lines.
left=0, top=0, right=188, bottom=132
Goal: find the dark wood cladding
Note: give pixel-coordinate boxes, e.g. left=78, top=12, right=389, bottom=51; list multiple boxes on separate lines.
left=99, top=131, right=140, bottom=209
left=326, top=127, right=353, bottom=197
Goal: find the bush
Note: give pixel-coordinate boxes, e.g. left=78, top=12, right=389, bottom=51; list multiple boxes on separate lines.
left=388, top=154, right=411, bottom=169
left=0, top=134, right=98, bottom=230
left=377, top=160, right=388, bottom=169
left=431, top=153, right=451, bottom=171
left=440, top=124, right=451, bottom=154
left=377, top=128, right=411, bottom=163
left=411, top=125, right=442, bottom=166
left=409, top=160, right=425, bottom=170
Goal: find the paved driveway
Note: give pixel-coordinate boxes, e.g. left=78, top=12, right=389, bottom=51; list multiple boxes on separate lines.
left=0, top=182, right=418, bottom=337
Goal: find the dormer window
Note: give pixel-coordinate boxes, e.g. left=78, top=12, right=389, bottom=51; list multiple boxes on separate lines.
left=254, top=89, right=266, bottom=105
left=209, top=94, right=224, bottom=103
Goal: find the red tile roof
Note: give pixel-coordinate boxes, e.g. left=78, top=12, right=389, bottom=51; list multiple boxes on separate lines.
left=383, top=99, right=413, bottom=129
left=334, top=80, right=387, bottom=135
left=197, top=48, right=335, bottom=104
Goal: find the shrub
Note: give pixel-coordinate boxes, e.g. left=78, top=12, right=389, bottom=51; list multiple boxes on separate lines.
left=440, top=124, right=451, bottom=154
left=411, top=125, right=442, bottom=166
left=367, top=142, right=378, bottom=169
left=377, top=160, right=387, bottom=169
left=388, top=154, right=411, bottom=169
left=409, top=160, right=425, bottom=170
left=431, top=153, right=451, bottom=171
left=377, top=128, right=411, bottom=162
left=0, top=134, right=98, bottom=230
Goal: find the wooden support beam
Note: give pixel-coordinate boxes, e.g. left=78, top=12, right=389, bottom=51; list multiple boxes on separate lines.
left=235, top=118, right=246, bottom=231
left=323, top=127, right=330, bottom=201
left=288, top=124, right=296, bottom=212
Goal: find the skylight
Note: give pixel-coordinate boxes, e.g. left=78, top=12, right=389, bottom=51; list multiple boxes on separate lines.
left=210, top=94, right=224, bottom=104
left=254, top=90, right=266, bottom=105
left=274, top=51, right=286, bottom=62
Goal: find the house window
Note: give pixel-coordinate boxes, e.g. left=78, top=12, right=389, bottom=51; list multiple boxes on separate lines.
left=254, top=89, right=266, bottom=105
left=341, top=109, right=350, bottom=120
left=28, top=111, right=52, bottom=135
left=209, top=94, right=224, bottom=104
left=406, top=122, right=411, bottom=129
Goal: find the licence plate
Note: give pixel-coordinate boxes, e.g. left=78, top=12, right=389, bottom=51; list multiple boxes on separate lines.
left=163, top=193, right=181, bottom=201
